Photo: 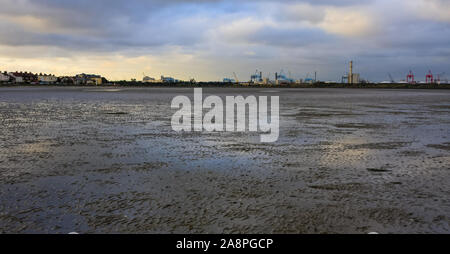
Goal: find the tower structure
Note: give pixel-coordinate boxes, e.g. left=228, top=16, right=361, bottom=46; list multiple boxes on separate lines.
left=348, top=61, right=353, bottom=84
left=406, top=70, right=415, bottom=84
left=426, top=70, right=434, bottom=84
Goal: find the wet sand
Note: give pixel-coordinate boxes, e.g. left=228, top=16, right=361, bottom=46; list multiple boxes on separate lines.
left=0, top=87, right=449, bottom=233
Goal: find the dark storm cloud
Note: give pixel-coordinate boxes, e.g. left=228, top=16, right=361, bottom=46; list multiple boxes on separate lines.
left=0, top=0, right=449, bottom=81
left=0, top=0, right=390, bottom=50
left=0, top=0, right=372, bottom=33
left=0, top=0, right=215, bottom=49
left=246, top=27, right=332, bottom=47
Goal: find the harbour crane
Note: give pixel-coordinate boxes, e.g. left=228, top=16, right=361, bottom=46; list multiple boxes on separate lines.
left=305, top=73, right=310, bottom=80
left=250, top=70, right=263, bottom=83
left=233, top=72, right=240, bottom=84
left=406, top=71, right=415, bottom=84
left=426, top=70, right=434, bottom=84
left=388, top=73, right=395, bottom=83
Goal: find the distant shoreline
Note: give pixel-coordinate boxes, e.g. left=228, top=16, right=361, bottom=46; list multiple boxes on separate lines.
left=1, top=82, right=450, bottom=89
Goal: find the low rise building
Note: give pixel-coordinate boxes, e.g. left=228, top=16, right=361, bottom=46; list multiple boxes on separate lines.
left=59, top=76, right=75, bottom=84
left=0, top=72, right=10, bottom=82
left=38, top=74, right=58, bottom=83
left=75, top=73, right=103, bottom=85
left=87, top=77, right=103, bottom=85
left=22, top=72, right=37, bottom=83
left=8, top=72, right=38, bottom=83
left=8, top=72, right=24, bottom=83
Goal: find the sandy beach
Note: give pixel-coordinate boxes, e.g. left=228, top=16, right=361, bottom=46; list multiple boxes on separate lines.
left=0, top=87, right=449, bottom=233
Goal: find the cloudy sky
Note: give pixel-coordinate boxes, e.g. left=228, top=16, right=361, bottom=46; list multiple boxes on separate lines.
left=0, top=0, right=449, bottom=82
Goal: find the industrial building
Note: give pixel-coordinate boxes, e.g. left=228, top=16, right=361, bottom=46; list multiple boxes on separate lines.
left=143, top=75, right=156, bottom=83
left=348, top=61, right=360, bottom=84
left=223, top=78, right=236, bottom=83
left=251, top=70, right=263, bottom=83
left=275, top=71, right=294, bottom=85
left=159, top=76, right=177, bottom=83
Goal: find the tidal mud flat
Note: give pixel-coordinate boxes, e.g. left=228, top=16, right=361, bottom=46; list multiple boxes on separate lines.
left=0, top=87, right=449, bottom=233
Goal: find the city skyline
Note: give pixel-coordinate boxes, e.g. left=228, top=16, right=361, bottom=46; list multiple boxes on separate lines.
left=0, top=0, right=449, bottom=82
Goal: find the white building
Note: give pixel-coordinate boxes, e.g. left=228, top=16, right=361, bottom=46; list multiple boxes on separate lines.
left=38, top=74, right=58, bottom=83
left=0, top=73, right=10, bottom=82
left=8, top=73, right=23, bottom=83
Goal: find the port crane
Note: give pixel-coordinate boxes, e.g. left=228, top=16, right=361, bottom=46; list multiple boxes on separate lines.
left=406, top=71, right=415, bottom=84
left=388, top=73, right=395, bottom=83
left=250, top=70, right=262, bottom=83
left=233, top=72, right=240, bottom=84
left=426, top=70, right=434, bottom=84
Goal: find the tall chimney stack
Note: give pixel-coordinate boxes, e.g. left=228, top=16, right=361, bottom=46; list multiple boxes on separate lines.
left=349, top=61, right=353, bottom=84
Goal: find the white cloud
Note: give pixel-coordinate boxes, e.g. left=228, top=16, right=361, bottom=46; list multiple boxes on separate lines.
left=318, top=7, right=378, bottom=37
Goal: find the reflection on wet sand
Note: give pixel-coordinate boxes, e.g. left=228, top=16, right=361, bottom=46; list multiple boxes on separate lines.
left=0, top=87, right=449, bottom=233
